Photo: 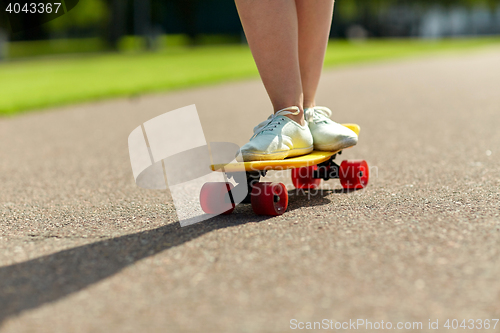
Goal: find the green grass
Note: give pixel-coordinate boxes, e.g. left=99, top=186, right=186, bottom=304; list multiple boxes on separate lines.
left=1, top=37, right=499, bottom=115
left=6, top=38, right=109, bottom=59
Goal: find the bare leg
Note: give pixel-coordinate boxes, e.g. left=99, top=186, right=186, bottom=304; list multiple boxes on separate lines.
left=295, top=0, right=335, bottom=109
left=234, top=0, right=305, bottom=125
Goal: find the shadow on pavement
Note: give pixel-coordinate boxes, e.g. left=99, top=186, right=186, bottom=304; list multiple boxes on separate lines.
left=0, top=213, right=266, bottom=324
left=0, top=188, right=349, bottom=323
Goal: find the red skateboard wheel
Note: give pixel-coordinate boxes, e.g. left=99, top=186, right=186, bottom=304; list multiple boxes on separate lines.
left=291, top=166, right=321, bottom=189
left=339, top=160, right=369, bottom=189
left=251, top=182, right=288, bottom=216
left=200, top=182, right=235, bottom=215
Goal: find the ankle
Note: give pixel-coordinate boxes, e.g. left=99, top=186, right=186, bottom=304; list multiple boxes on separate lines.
left=285, top=110, right=305, bottom=126
left=273, top=104, right=306, bottom=126
left=303, top=101, right=316, bottom=110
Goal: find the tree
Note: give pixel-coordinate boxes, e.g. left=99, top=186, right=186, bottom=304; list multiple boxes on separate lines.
left=46, top=0, right=109, bottom=37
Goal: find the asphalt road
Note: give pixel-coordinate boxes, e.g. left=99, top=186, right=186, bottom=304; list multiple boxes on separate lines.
left=1, top=48, right=499, bottom=333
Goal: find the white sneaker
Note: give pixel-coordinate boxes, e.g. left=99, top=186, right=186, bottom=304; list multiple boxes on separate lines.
left=239, top=106, right=313, bottom=161
left=305, top=106, right=358, bottom=151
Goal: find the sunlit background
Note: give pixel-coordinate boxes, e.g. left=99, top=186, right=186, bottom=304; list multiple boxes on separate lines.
left=0, top=0, right=499, bottom=115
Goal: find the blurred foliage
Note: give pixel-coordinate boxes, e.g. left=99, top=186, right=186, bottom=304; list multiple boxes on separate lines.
left=7, top=38, right=107, bottom=58
left=339, top=0, right=500, bottom=10
left=334, top=0, right=500, bottom=37
left=46, top=0, right=109, bottom=35
left=336, top=0, right=500, bottom=20
left=2, top=0, right=499, bottom=45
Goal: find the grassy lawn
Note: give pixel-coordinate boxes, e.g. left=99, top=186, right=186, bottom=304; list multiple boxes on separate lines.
left=0, top=37, right=499, bottom=116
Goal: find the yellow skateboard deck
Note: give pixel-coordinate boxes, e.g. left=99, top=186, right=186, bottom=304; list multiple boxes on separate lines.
left=211, top=124, right=360, bottom=173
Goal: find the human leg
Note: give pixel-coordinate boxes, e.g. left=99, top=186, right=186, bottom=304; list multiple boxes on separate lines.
left=234, top=0, right=314, bottom=161
left=234, top=0, right=304, bottom=125
left=295, top=0, right=335, bottom=109
left=295, top=0, right=358, bottom=151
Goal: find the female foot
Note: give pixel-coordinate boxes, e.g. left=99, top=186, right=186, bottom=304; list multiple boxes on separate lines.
left=305, top=106, right=358, bottom=151
left=239, top=106, right=313, bottom=161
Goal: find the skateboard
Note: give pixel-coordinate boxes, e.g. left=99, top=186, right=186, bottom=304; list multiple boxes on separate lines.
left=200, top=124, right=369, bottom=216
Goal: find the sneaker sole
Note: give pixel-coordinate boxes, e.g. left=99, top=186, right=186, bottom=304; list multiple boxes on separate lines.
left=241, top=145, right=314, bottom=162
left=314, top=138, right=358, bottom=152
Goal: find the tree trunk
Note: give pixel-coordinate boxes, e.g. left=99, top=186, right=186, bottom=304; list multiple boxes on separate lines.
left=0, top=29, right=7, bottom=61
left=106, top=0, right=128, bottom=50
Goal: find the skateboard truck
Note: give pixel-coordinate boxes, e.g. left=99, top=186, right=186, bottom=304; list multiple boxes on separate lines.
left=226, top=170, right=267, bottom=204
left=313, top=154, right=341, bottom=181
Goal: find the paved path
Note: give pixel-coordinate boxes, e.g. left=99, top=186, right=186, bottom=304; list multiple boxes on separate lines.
left=1, top=48, right=499, bottom=332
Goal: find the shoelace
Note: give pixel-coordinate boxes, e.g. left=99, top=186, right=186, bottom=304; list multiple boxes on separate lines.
left=305, top=106, right=332, bottom=124
left=251, top=106, right=300, bottom=139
